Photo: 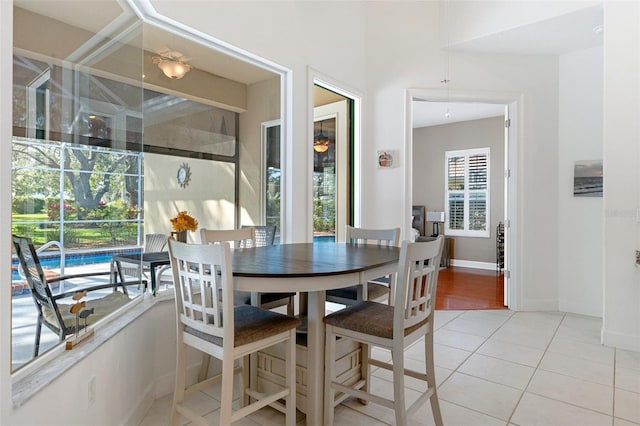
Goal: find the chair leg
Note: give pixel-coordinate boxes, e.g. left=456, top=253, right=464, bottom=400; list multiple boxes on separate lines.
left=391, top=345, right=407, bottom=426
left=425, top=331, right=443, bottom=426
left=359, top=342, right=371, bottom=405
left=285, top=329, right=296, bottom=426
left=219, top=352, right=235, bottom=425
left=324, top=325, right=337, bottom=426
left=198, top=354, right=211, bottom=381
left=241, top=355, right=250, bottom=407
left=33, top=318, right=43, bottom=357
left=171, top=338, right=188, bottom=426
left=287, top=296, right=295, bottom=317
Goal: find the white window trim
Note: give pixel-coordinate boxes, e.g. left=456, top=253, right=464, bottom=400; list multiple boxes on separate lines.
left=444, top=147, right=490, bottom=238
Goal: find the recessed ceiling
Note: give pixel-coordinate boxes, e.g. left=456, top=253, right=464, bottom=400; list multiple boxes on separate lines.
left=14, top=0, right=277, bottom=86
left=450, top=5, right=603, bottom=56
left=413, top=101, right=505, bottom=128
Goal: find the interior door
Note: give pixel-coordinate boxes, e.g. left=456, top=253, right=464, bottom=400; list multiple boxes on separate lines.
left=313, top=100, right=348, bottom=242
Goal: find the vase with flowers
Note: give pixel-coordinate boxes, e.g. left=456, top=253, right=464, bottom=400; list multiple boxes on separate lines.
left=170, top=211, right=198, bottom=242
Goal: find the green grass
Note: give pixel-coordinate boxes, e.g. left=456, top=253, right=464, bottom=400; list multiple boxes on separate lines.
left=12, top=214, right=140, bottom=248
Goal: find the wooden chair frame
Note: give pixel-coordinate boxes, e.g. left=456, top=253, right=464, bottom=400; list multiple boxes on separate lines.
left=324, top=236, right=445, bottom=426
left=168, top=239, right=298, bottom=425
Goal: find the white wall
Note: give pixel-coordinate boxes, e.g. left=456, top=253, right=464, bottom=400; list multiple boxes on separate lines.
left=602, top=2, right=640, bottom=351
left=364, top=1, right=561, bottom=310
left=558, top=46, right=604, bottom=317
left=239, top=76, right=281, bottom=227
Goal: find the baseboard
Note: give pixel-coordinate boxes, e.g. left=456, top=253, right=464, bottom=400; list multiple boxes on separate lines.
left=450, top=259, right=498, bottom=271
left=603, top=328, right=640, bottom=352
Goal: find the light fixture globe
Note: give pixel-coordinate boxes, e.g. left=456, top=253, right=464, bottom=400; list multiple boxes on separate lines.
left=152, top=56, right=191, bottom=79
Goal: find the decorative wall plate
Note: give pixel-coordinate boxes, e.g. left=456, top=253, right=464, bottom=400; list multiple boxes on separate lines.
left=177, top=162, right=191, bottom=188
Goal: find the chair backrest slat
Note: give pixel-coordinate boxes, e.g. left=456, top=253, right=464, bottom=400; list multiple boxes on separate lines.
left=145, top=233, right=168, bottom=252
left=345, top=225, right=400, bottom=247
left=394, top=236, right=444, bottom=333
left=242, top=225, right=276, bottom=247
left=200, top=228, right=256, bottom=249
left=168, top=239, right=233, bottom=341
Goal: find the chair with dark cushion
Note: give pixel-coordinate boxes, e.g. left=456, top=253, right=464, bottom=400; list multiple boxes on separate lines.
left=12, top=235, right=132, bottom=357
left=324, top=236, right=444, bottom=426
left=326, top=225, right=400, bottom=305
left=168, top=239, right=299, bottom=426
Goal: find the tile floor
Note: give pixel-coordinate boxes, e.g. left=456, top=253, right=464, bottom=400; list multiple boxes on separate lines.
left=139, top=309, right=640, bottom=425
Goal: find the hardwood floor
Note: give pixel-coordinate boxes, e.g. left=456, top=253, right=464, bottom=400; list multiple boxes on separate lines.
left=436, top=266, right=506, bottom=310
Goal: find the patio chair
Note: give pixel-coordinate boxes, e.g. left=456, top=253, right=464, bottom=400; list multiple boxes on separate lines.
left=324, top=236, right=444, bottom=426
left=12, top=235, right=133, bottom=357
left=168, top=239, right=299, bottom=426
left=326, top=225, right=400, bottom=305
left=116, top=233, right=167, bottom=290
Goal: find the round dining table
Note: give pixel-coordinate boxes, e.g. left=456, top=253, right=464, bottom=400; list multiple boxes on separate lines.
left=231, top=242, right=399, bottom=426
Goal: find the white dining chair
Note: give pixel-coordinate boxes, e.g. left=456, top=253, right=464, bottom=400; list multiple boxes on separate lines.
left=168, top=239, right=299, bottom=426
left=324, top=236, right=444, bottom=426
left=326, top=225, right=400, bottom=305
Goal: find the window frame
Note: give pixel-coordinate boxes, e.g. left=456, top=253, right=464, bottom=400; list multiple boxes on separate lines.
left=444, top=147, right=490, bottom=238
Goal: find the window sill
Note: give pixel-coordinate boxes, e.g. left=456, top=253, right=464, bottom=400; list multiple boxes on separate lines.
left=11, top=293, right=173, bottom=408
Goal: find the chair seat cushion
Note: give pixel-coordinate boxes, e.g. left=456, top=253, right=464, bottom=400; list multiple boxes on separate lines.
left=185, top=305, right=300, bottom=347
left=45, top=291, right=131, bottom=330
left=326, top=282, right=390, bottom=301
left=323, top=301, right=427, bottom=339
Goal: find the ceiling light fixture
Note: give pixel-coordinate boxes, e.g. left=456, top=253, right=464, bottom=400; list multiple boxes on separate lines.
left=152, top=55, right=191, bottom=80
left=313, top=122, right=330, bottom=153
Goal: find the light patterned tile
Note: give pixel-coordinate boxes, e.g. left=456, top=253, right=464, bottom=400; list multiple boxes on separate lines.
left=407, top=399, right=506, bottom=426
left=437, top=372, right=522, bottom=420
left=547, top=337, right=615, bottom=365
left=477, top=338, right=545, bottom=368
left=618, top=349, right=640, bottom=372
left=511, top=392, right=612, bottom=426
left=434, top=328, right=487, bottom=352
left=539, top=351, right=613, bottom=386
left=433, top=343, right=472, bottom=370
left=442, top=315, right=507, bottom=338
left=459, top=353, right=535, bottom=389
left=434, top=310, right=465, bottom=330
left=615, top=388, right=640, bottom=424
left=616, top=366, right=640, bottom=393
left=527, top=369, right=613, bottom=415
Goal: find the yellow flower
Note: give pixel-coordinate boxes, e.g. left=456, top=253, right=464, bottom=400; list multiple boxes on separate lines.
left=170, top=211, right=198, bottom=232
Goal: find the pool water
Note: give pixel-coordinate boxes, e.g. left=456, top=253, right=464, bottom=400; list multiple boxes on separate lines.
left=11, top=248, right=141, bottom=281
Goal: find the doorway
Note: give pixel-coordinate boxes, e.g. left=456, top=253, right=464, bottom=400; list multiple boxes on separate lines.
left=407, top=93, right=517, bottom=309
left=312, top=79, right=360, bottom=242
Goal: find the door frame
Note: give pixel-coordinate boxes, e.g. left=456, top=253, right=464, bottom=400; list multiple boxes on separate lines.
left=309, top=68, right=363, bottom=237
left=405, top=88, right=522, bottom=309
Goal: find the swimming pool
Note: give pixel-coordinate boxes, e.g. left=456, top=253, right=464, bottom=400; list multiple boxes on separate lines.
left=11, top=248, right=141, bottom=281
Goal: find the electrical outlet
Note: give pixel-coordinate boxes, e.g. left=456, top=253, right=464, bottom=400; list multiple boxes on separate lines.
left=88, top=376, right=96, bottom=407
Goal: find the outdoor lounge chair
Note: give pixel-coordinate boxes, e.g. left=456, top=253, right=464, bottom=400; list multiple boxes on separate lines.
left=12, top=235, right=133, bottom=357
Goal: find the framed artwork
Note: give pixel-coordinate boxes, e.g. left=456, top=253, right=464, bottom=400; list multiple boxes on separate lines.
left=573, top=160, right=603, bottom=197
left=377, top=150, right=395, bottom=168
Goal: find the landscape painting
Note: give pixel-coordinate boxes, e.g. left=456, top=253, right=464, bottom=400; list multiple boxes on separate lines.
left=574, top=160, right=603, bottom=197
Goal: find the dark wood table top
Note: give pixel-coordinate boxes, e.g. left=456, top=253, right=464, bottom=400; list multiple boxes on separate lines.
left=231, top=242, right=399, bottom=278
left=119, top=243, right=400, bottom=278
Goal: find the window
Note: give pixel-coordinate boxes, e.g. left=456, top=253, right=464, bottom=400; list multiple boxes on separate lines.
left=444, top=148, right=490, bottom=237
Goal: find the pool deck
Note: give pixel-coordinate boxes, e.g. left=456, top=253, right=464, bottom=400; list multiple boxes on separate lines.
left=11, top=263, right=147, bottom=371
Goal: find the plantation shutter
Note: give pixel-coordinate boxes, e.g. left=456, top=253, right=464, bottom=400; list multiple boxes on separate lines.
left=444, top=148, right=490, bottom=237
